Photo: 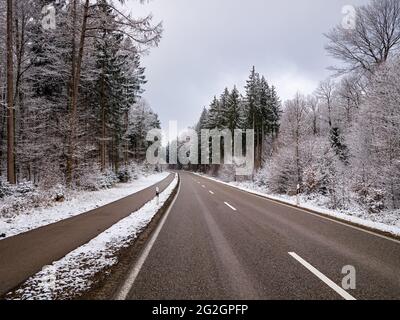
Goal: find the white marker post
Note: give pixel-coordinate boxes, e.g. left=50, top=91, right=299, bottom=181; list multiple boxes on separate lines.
left=156, top=187, right=160, bottom=205
left=296, top=184, right=300, bottom=206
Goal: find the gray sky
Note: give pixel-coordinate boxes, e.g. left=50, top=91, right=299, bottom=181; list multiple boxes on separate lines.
left=127, top=0, right=368, bottom=130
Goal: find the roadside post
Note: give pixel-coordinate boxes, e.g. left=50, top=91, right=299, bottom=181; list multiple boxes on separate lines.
left=156, top=187, right=160, bottom=205
left=296, top=184, right=300, bottom=206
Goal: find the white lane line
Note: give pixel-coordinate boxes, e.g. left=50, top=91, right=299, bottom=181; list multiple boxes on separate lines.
left=192, top=173, right=400, bottom=245
left=224, top=202, right=237, bottom=211
left=288, top=252, right=356, bottom=301
left=209, top=190, right=215, bottom=195
left=202, top=185, right=206, bottom=188
left=114, top=179, right=181, bottom=300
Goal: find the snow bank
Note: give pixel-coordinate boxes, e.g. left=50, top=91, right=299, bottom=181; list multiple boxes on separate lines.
left=194, top=173, right=400, bottom=237
left=6, top=174, right=178, bottom=300
left=0, top=172, right=170, bottom=239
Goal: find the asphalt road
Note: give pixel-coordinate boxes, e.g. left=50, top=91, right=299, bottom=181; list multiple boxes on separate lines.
left=126, top=171, right=400, bottom=300
left=0, top=173, right=174, bottom=297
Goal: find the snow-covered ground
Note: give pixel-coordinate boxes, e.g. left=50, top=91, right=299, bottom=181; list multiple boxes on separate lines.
left=195, top=173, right=400, bottom=237
left=6, top=174, right=178, bottom=300
left=0, top=172, right=170, bottom=239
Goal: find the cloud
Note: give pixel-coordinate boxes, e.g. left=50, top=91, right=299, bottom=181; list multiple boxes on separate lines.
left=126, top=0, right=369, bottom=129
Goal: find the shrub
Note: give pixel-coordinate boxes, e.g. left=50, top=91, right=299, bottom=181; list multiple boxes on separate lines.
left=0, top=180, right=12, bottom=199
left=80, top=170, right=119, bottom=191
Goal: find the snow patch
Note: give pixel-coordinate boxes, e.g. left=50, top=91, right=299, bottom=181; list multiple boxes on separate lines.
left=0, top=172, right=170, bottom=239
left=6, top=174, right=178, bottom=300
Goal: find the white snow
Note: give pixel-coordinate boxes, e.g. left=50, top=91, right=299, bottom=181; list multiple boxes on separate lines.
left=0, top=172, right=170, bottom=240
left=6, top=174, right=178, bottom=300
left=194, top=173, right=400, bottom=237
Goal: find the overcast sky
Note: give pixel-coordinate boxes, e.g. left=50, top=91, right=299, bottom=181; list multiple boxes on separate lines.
left=127, top=0, right=368, bottom=130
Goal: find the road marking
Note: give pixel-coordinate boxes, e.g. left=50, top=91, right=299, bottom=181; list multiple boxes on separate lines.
left=209, top=190, right=214, bottom=195
left=288, top=252, right=356, bottom=301
left=202, top=185, right=206, bottom=188
left=192, top=173, right=400, bottom=245
left=224, top=202, right=237, bottom=211
left=114, top=177, right=181, bottom=300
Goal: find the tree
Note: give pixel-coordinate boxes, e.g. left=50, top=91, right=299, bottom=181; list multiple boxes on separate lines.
left=307, top=95, right=320, bottom=136
left=207, top=96, right=223, bottom=129
left=316, top=78, right=336, bottom=129
left=350, top=59, right=400, bottom=210
left=281, top=93, right=310, bottom=188
left=6, top=0, right=15, bottom=184
left=336, top=74, right=364, bottom=124
left=325, top=0, right=400, bottom=75
left=226, top=86, right=243, bottom=133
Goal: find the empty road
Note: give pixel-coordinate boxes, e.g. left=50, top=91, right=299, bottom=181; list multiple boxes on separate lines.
left=125, top=171, right=400, bottom=300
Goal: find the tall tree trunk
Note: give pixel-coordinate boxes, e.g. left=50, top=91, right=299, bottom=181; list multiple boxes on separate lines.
left=14, top=0, right=27, bottom=181
left=100, top=73, right=106, bottom=171
left=124, top=110, right=129, bottom=167
left=7, top=0, right=16, bottom=184
left=67, top=0, right=90, bottom=185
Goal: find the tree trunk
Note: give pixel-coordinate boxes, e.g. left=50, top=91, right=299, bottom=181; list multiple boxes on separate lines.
left=124, top=110, right=129, bottom=167
left=100, top=72, right=106, bottom=171
left=7, top=0, right=16, bottom=184
left=14, top=0, right=27, bottom=181
left=67, top=0, right=90, bottom=185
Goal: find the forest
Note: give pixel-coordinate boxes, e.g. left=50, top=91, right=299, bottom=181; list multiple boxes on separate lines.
left=0, top=0, right=162, bottom=195
left=192, top=0, right=400, bottom=215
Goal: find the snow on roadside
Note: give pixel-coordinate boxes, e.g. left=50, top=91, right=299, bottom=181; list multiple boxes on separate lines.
left=6, top=174, right=178, bottom=300
left=194, top=173, right=400, bottom=237
left=0, top=172, right=170, bottom=240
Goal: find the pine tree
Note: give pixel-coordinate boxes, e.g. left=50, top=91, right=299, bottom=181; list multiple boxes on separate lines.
left=226, top=86, right=242, bottom=133
left=207, top=96, right=222, bottom=129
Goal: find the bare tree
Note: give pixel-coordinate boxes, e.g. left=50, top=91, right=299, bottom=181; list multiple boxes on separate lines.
left=316, top=79, right=336, bottom=129
left=307, top=95, right=320, bottom=136
left=325, top=0, right=400, bottom=75
left=336, top=74, right=364, bottom=124
left=283, top=93, right=310, bottom=187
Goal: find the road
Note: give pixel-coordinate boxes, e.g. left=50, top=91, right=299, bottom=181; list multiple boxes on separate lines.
left=0, top=173, right=174, bottom=297
left=125, top=171, right=400, bottom=300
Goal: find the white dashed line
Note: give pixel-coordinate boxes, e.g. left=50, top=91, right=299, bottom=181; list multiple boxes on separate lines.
left=224, top=202, right=237, bottom=211
left=202, top=185, right=206, bottom=188
left=288, top=252, right=356, bottom=301
left=209, top=191, right=214, bottom=195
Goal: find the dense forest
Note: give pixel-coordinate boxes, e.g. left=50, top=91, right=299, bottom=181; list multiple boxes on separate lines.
left=192, top=0, right=400, bottom=214
left=0, top=0, right=162, bottom=190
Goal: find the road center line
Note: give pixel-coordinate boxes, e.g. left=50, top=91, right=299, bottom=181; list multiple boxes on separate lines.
left=224, top=202, right=237, bottom=211
left=202, top=185, right=206, bottom=188
left=209, top=190, right=214, bottom=195
left=288, top=252, right=356, bottom=301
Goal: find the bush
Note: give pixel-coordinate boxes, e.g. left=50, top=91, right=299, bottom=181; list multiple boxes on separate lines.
left=117, top=169, right=131, bottom=183
left=354, top=185, right=386, bottom=213
left=0, top=180, right=12, bottom=199
left=80, top=170, right=119, bottom=191
left=15, top=180, right=35, bottom=195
